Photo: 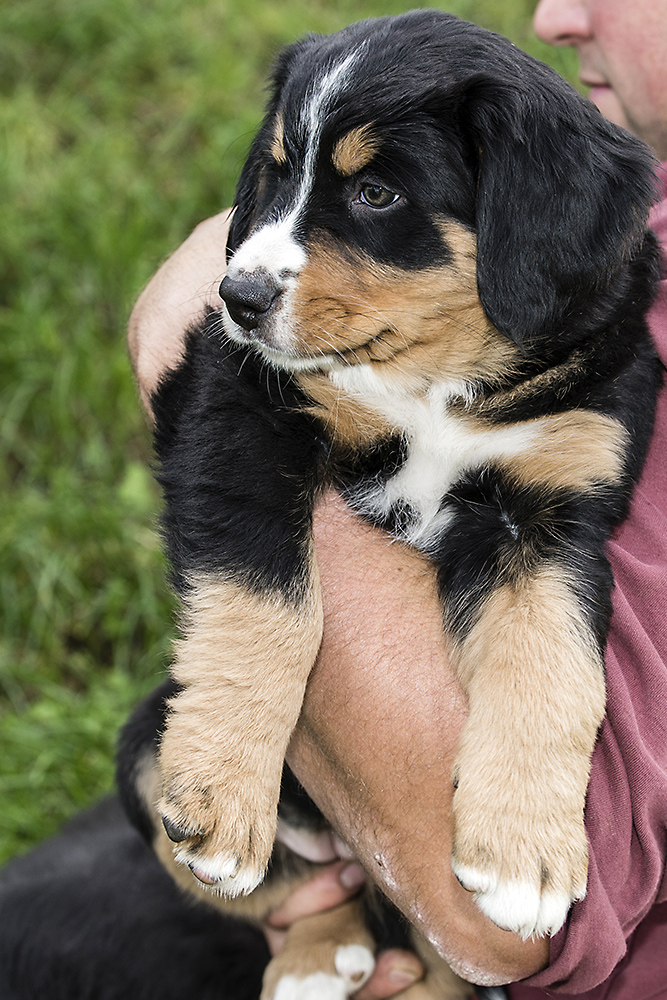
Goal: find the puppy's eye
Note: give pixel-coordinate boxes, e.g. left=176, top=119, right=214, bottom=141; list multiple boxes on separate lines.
left=359, top=184, right=400, bottom=209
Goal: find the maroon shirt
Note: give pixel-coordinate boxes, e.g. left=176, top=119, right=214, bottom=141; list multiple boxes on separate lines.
left=510, top=167, right=667, bottom=997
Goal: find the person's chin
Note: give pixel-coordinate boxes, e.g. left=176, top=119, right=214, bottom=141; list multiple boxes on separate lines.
left=587, top=84, right=632, bottom=132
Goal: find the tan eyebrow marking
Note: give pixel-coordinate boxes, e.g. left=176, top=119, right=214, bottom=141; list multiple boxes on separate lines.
left=332, top=124, right=380, bottom=176
left=270, top=112, right=287, bottom=166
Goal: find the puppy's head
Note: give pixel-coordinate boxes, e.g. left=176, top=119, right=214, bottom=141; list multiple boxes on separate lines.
left=221, top=11, right=656, bottom=387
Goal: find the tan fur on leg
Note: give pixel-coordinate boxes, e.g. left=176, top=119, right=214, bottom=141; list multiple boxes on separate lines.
left=451, top=566, right=606, bottom=938
left=158, top=567, right=323, bottom=895
left=135, top=741, right=320, bottom=919
left=140, top=732, right=472, bottom=997
left=155, top=812, right=320, bottom=921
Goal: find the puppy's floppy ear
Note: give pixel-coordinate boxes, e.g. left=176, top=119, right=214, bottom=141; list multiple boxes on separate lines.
left=460, top=68, right=657, bottom=347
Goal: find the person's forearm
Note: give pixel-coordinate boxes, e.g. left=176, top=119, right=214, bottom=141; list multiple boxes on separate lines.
left=288, top=492, right=548, bottom=985
left=128, top=211, right=232, bottom=415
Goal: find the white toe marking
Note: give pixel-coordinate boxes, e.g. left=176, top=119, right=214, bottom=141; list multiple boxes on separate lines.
left=453, top=861, right=574, bottom=939
left=269, top=947, right=375, bottom=1000
left=534, top=888, right=577, bottom=938
left=474, top=879, right=541, bottom=938
left=174, top=848, right=264, bottom=897
left=271, top=973, right=348, bottom=1000
left=334, top=944, right=375, bottom=988
left=452, top=860, right=498, bottom=895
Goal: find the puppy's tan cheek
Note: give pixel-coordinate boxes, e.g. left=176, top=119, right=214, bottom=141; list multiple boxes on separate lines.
left=289, top=243, right=440, bottom=355
left=289, top=226, right=517, bottom=382
left=290, top=248, right=387, bottom=353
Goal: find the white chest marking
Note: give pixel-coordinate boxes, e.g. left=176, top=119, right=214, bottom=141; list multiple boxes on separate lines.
left=332, top=367, right=539, bottom=550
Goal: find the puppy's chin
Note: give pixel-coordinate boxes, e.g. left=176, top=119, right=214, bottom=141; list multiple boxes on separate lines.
left=254, top=344, right=340, bottom=373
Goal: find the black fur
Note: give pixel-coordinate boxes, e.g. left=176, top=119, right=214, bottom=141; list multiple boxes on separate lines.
left=13, top=10, right=665, bottom=996
left=0, top=795, right=269, bottom=1000
left=153, top=323, right=323, bottom=600
left=437, top=470, right=621, bottom=648
left=228, top=11, right=660, bottom=347
left=117, top=682, right=416, bottom=948
left=0, top=682, right=504, bottom=999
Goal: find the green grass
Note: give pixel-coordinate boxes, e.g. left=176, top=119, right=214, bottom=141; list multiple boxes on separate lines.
left=0, top=0, right=579, bottom=865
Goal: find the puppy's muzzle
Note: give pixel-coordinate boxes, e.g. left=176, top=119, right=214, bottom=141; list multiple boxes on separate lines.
left=220, top=271, right=282, bottom=332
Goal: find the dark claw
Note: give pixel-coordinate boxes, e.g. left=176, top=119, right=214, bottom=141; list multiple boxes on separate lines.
left=162, top=815, right=203, bottom=843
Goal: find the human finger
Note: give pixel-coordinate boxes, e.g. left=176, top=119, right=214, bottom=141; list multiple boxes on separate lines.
left=266, top=859, right=367, bottom=932
left=355, top=949, right=425, bottom=999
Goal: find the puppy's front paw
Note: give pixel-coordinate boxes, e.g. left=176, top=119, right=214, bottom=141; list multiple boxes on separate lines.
left=260, top=900, right=376, bottom=1000
left=263, top=945, right=375, bottom=1000
left=158, top=779, right=276, bottom=896
left=451, top=761, right=588, bottom=939
left=158, top=708, right=280, bottom=896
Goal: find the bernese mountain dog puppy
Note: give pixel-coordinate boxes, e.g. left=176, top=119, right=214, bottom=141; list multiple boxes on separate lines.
left=148, top=5, right=662, bottom=982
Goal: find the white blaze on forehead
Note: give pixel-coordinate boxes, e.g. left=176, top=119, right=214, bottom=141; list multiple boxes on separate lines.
left=227, top=215, right=307, bottom=278
left=298, top=48, right=363, bottom=160
left=293, top=46, right=365, bottom=219
left=227, top=47, right=364, bottom=283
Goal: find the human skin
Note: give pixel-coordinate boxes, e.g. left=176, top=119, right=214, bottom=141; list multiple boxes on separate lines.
left=532, top=0, right=667, bottom=159
left=128, top=211, right=548, bottom=986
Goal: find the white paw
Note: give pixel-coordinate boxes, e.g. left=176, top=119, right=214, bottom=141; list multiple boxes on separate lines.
left=177, top=848, right=265, bottom=897
left=271, top=973, right=349, bottom=1000
left=334, top=944, right=375, bottom=989
left=270, top=946, right=375, bottom=1000
left=452, top=861, right=576, bottom=939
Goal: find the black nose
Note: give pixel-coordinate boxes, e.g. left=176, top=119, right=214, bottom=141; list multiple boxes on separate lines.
left=219, top=272, right=282, bottom=331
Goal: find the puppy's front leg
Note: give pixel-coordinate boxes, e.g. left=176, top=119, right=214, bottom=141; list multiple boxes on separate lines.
left=152, top=324, right=325, bottom=894
left=449, top=565, right=605, bottom=939
left=159, top=570, right=323, bottom=894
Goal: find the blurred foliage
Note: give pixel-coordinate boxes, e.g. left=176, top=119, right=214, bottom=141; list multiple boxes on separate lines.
left=0, top=0, right=580, bottom=863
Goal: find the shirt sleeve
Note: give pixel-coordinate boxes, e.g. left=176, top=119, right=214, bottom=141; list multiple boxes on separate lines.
left=509, top=169, right=667, bottom=997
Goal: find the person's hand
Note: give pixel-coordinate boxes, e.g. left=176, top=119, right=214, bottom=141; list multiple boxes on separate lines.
left=128, top=210, right=232, bottom=416
left=263, top=858, right=425, bottom=998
